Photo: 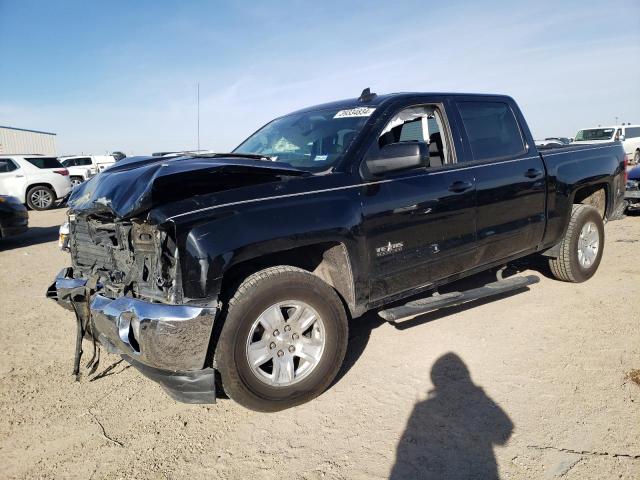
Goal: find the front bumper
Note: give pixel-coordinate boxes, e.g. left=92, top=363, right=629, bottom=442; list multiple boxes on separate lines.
left=47, top=267, right=218, bottom=403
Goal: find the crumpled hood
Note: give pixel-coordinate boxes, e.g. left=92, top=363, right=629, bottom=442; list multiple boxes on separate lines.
left=67, top=155, right=308, bottom=219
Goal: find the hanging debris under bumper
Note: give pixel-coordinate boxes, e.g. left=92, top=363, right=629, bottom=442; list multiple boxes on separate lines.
left=47, top=267, right=218, bottom=404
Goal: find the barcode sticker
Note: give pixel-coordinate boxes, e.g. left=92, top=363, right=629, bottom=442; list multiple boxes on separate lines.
left=333, top=107, right=376, bottom=118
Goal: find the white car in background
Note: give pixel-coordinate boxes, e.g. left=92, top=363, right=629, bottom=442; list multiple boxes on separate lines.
left=573, top=125, right=640, bottom=163
left=59, top=155, right=116, bottom=187
left=0, top=155, right=72, bottom=210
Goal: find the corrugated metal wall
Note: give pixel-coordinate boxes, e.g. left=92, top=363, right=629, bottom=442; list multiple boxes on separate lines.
left=0, top=127, right=57, bottom=156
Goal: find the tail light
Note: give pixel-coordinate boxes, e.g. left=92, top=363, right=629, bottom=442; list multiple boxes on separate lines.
left=54, top=169, right=69, bottom=176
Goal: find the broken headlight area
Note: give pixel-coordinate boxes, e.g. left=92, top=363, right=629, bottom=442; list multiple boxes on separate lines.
left=68, top=214, right=181, bottom=303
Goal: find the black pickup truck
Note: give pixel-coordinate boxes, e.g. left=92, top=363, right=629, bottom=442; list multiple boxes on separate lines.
left=48, top=90, right=628, bottom=411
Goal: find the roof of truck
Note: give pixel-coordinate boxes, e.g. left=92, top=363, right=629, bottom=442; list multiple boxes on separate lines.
left=290, top=91, right=511, bottom=115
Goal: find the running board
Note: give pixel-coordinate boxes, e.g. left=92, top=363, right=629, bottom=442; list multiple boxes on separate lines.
left=378, top=275, right=540, bottom=323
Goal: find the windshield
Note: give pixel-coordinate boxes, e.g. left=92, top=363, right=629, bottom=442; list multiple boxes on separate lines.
left=234, top=107, right=375, bottom=170
left=574, top=128, right=615, bottom=141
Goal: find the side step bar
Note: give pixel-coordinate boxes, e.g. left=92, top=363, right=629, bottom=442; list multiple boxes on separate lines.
left=378, top=274, right=540, bottom=323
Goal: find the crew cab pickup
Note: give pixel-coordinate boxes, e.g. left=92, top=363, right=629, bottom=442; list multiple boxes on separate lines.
left=60, top=155, right=116, bottom=187
left=47, top=91, right=627, bottom=411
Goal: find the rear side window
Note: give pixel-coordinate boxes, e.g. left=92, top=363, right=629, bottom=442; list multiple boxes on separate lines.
left=25, top=157, right=64, bottom=169
left=76, top=157, right=92, bottom=166
left=398, top=119, right=424, bottom=142
left=457, top=101, right=526, bottom=161
left=625, top=127, right=640, bottom=138
left=0, top=159, right=19, bottom=172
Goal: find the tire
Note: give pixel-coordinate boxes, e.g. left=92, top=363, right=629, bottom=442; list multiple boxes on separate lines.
left=634, top=150, right=640, bottom=165
left=70, top=176, right=84, bottom=188
left=549, top=204, right=604, bottom=283
left=215, top=266, right=348, bottom=412
left=26, top=185, right=56, bottom=210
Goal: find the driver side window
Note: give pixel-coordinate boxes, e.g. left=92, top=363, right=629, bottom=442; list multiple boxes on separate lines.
left=378, top=106, right=450, bottom=167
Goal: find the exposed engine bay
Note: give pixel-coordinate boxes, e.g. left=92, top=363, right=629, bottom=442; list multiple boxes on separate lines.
left=69, top=213, right=180, bottom=303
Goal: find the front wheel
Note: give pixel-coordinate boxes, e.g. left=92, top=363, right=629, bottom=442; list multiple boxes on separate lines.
left=549, top=204, right=604, bottom=282
left=215, top=266, right=348, bottom=411
left=634, top=150, right=640, bottom=165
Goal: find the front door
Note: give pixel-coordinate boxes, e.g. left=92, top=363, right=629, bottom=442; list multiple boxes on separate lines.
left=359, top=102, right=477, bottom=304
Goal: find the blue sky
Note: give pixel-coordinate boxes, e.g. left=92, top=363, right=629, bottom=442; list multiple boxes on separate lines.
left=1, top=0, right=639, bottom=155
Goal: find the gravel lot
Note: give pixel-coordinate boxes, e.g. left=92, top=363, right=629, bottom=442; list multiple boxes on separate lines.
left=1, top=208, right=638, bottom=479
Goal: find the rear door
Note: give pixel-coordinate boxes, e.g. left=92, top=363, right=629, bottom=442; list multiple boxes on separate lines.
left=453, top=98, right=546, bottom=266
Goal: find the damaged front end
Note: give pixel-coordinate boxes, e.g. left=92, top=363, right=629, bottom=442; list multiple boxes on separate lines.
left=67, top=213, right=182, bottom=303
left=47, top=155, right=309, bottom=404
left=47, top=212, right=218, bottom=404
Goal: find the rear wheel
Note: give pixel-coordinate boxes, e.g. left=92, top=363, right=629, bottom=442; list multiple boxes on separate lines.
left=549, top=204, right=604, bottom=282
left=70, top=176, right=83, bottom=188
left=26, top=185, right=55, bottom=210
left=215, top=266, right=348, bottom=411
left=634, top=150, right=639, bottom=165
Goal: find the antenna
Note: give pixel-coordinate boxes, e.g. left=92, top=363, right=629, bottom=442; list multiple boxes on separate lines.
left=358, top=87, right=377, bottom=102
left=197, top=82, right=200, bottom=151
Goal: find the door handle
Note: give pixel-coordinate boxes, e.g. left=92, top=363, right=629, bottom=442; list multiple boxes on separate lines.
left=448, top=180, right=473, bottom=193
left=525, top=168, right=543, bottom=178
left=15, top=174, right=25, bottom=178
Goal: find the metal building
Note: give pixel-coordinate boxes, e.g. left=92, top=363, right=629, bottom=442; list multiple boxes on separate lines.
left=0, top=126, right=57, bottom=156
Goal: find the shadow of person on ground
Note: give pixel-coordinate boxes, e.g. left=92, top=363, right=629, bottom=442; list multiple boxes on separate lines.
left=332, top=267, right=538, bottom=385
left=390, top=353, right=513, bottom=480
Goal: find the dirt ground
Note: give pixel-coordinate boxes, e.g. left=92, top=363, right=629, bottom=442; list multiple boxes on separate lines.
left=0, top=208, right=638, bottom=479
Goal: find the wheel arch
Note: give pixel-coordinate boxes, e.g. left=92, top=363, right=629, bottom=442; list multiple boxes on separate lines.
left=571, top=183, right=608, bottom=219
left=26, top=182, right=55, bottom=193
left=218, top=242, right=357, bottom=317
left=542, top=184, right=608, bottom=258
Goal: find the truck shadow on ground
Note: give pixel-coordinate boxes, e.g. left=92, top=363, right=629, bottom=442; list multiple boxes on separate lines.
left=0, top=225, right=59, bottom=250
left=334, top=267, right=539, bottom=385
left=389, top=353, right=513, bottom=479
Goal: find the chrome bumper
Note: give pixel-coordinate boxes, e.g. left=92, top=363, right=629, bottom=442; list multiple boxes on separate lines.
left=47, top=268, right=218, bottom=403
left=90, top=294, right=216, bottom=371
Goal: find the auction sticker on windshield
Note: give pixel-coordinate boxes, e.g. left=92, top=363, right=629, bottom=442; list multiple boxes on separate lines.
left=333, top=107, right=376, bottom=118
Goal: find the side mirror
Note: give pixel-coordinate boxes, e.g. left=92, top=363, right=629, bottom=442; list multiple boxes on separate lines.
left=366, top=142, right=429, bottom=176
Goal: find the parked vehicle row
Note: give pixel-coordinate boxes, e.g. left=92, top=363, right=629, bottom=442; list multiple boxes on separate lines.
left=0, top=156, right=72, bottom=210
left=59, top=155, right=116, bottom=187
left=47, top=90, right=627, bottom=412
left=574, top=124, right=640, bottom=164
left=535, top=137, right=572, bottom=148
